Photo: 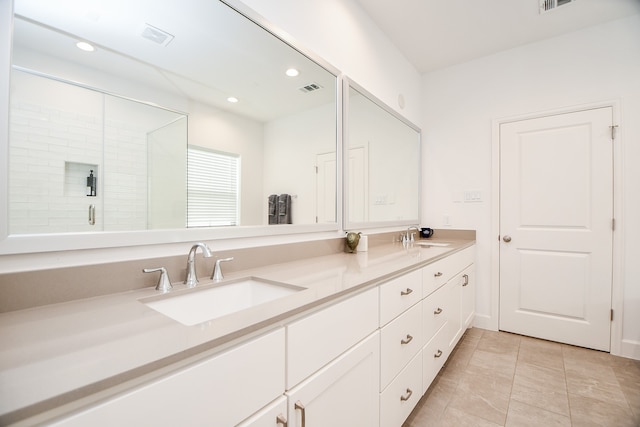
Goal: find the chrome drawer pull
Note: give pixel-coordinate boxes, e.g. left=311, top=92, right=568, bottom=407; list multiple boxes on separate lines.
left=434, top=349, right=443, bottom=358
left=401, top=334, right=413, bottom=345
left=462, top=274, right=469, bottom=286
left=295, top=401, right=306, bottom=427
left=434, top=272, right=443, bottom=277
left=276, top=413, right=288, bottom=427
left=434, top=307, right=443, bottom=315
left=400, top=388, right=413, bottom=402
left=400, top=288, right=413, bottom=296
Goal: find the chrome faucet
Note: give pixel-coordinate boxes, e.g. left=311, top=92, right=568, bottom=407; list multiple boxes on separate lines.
left=402, top=226, right=420, bottom=244
left=184, top=242, right=213, bottom=288
left=212, top=257, right=234, bottom=282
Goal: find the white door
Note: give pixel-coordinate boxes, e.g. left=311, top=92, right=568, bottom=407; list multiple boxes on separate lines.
left=499, top=107, right=613, bottom=351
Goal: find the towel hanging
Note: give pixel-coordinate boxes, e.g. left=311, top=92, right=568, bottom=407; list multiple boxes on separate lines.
left=268, top=194, right=277, bottom=224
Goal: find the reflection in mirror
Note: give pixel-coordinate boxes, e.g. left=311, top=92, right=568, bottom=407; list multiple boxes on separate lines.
left=7, top=0, right=338, bottom=240
left=345, top=81, right=421, bottom=229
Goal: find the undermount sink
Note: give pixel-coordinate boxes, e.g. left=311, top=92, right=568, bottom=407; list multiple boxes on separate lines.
left=142, top=277, right=305, bottom=326
left=416, top=242, right=451, bottom=247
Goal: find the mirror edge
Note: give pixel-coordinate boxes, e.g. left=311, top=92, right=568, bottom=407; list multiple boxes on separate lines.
left=342, top=76, right=422, bottom=231
left=0, top=0, right=12, bottom=244
left=0, top=0, right=344, bottom=255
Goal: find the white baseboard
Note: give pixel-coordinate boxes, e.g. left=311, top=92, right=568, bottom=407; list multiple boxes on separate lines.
left=618, top=339, right=640, bottom=361
left=471, top=313, right=496, bottom=331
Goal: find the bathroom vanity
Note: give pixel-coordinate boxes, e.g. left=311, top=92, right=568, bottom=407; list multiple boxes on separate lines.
left=0, top=237, right=475, bottom=427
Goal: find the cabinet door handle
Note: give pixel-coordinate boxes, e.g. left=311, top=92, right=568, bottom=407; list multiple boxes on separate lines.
left=434, top=272, right=443, bottom=277
left=276, top=413, right=288, bottom=427
left=434, top=307, right=443, bottom=315
left=400, top=388, right=413, bottom=401
left=400, top=288, right=413, bottom=296
left=434, top=349, right=443, bottom=358
left=400, top=334, right=413, bottom=345
left=295, top=401, right=306, bottom=427
left=88, top=204, right=96, bottom=225
left=462, top=274, right=469, bottom=286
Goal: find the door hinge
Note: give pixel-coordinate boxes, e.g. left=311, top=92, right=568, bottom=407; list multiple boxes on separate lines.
left=315, top=166, right=318, bottom=174
left=611, top=309, right=614, bottom=321
left=610, top=125, right=618, bottom=140
left=612, top=218, right=616, bottom=231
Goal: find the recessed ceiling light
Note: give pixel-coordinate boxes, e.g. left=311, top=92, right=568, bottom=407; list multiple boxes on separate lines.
left=227, top=97, right=239, bottom=103
left=285, top=68, right=300, bottom=77
left=76, top=41, right=95, bottom=52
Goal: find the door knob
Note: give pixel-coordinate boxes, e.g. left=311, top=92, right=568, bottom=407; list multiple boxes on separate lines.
left=503, top=235, right=512, bottom=242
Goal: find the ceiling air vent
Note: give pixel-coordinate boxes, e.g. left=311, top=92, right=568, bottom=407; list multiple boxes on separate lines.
left=540, top=0, right=576, bottom=14
left=140, top=23, right=175, bottom=47
left=299, top=83, right=323, bottom=93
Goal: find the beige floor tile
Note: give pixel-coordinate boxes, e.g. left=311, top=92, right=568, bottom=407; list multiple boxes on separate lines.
left=476, top=330, right=521, bottom=355
left=510, top=362, right=570, bottom=416
left=565, top=360, right=628, bottom=407
left=466, top=349, right=517, bottom=381
left=447, top=370, right=512, bottom=425
left=405, top=331, right=640, bottom=427
left=518, top=336, right=565, bottom=370
left=569, top=393, right=637, bottom=427
left=403, top=376, right=458, bottom=427
left=439, top=406, right=503, bottom=427
left=505, top=400, right=571, bottom=427
left=612, top=361, right=640, bottom=418
left=562, top=344, right=615, bottom=366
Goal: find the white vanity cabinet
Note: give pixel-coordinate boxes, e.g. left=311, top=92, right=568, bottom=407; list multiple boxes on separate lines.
left=378, top=269, right=423, bottom=426
left=421, top=246, right=475, bottom=394
left=460, top=264, right=476, bottom=330
left=49, top=328, right=285, bottom=427
left=286, top=332, right=380, bottom=427
left=285, top=287, right=379, bottom=427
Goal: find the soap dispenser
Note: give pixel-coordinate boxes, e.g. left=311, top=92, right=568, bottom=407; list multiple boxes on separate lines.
left=86, top=170, right=97, bottom=197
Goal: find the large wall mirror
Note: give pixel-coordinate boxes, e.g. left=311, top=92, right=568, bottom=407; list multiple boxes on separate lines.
left=1, top=0, right=340, bottom=253
left=344, top=79, right=421, bottom=230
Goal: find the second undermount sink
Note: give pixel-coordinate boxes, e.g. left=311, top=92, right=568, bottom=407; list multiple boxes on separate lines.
left=416, top=242, right=451, bottom=247
left=142, top=277, right=305, bottom=326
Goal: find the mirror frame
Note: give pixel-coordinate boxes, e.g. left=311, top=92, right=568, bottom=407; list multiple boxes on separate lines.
left=342, top=77, right=422, bottom=231
left=0, top=0, right=344, bottom=255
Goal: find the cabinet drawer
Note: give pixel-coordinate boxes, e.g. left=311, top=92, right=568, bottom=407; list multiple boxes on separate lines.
left=379, top=269, right=422, bottom=326
left=422, top=258, right=448, bottom=297
left=50, top=328, right=285, bottom=427
left=422, top=324, right=449, bottom=395
left=422, top=283, right=449, bottom=345
left=422, top=246, right=475, bottom=297
left=380, top=302, right=422, bottom=390
left=287, top=287, right=378, bottom=388
left=379, top=351, right=422, bottom=427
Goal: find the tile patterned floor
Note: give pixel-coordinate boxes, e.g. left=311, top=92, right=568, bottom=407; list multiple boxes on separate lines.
left=403, top=329, right=640, bottom=427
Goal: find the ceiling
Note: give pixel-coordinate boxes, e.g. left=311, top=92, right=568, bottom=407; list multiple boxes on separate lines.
left=354, top=0, right=640, bottom=73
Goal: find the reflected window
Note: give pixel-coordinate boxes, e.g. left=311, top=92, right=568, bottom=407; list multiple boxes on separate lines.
left=187, top=147, right=240, bottom=227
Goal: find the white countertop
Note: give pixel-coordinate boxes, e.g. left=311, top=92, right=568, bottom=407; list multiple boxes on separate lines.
left=0, top=239, right=474, bottom=422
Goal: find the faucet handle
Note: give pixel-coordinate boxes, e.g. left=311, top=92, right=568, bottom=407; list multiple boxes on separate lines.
left=212, top=257, right=234, bottom=282
left=143, top=267, right=173, bottom=293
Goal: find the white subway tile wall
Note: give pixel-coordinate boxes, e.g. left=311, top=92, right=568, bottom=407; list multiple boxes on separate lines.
left=9, top=101, right=148, bottom=233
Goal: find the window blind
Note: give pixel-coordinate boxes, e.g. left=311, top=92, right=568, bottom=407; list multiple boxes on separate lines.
left=187, top=146, right=240, bottom=227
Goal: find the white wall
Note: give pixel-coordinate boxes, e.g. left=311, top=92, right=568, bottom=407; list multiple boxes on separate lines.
left=236, top=0, right=423, bottom=127
left=421, top=15, right=640, bottom=358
